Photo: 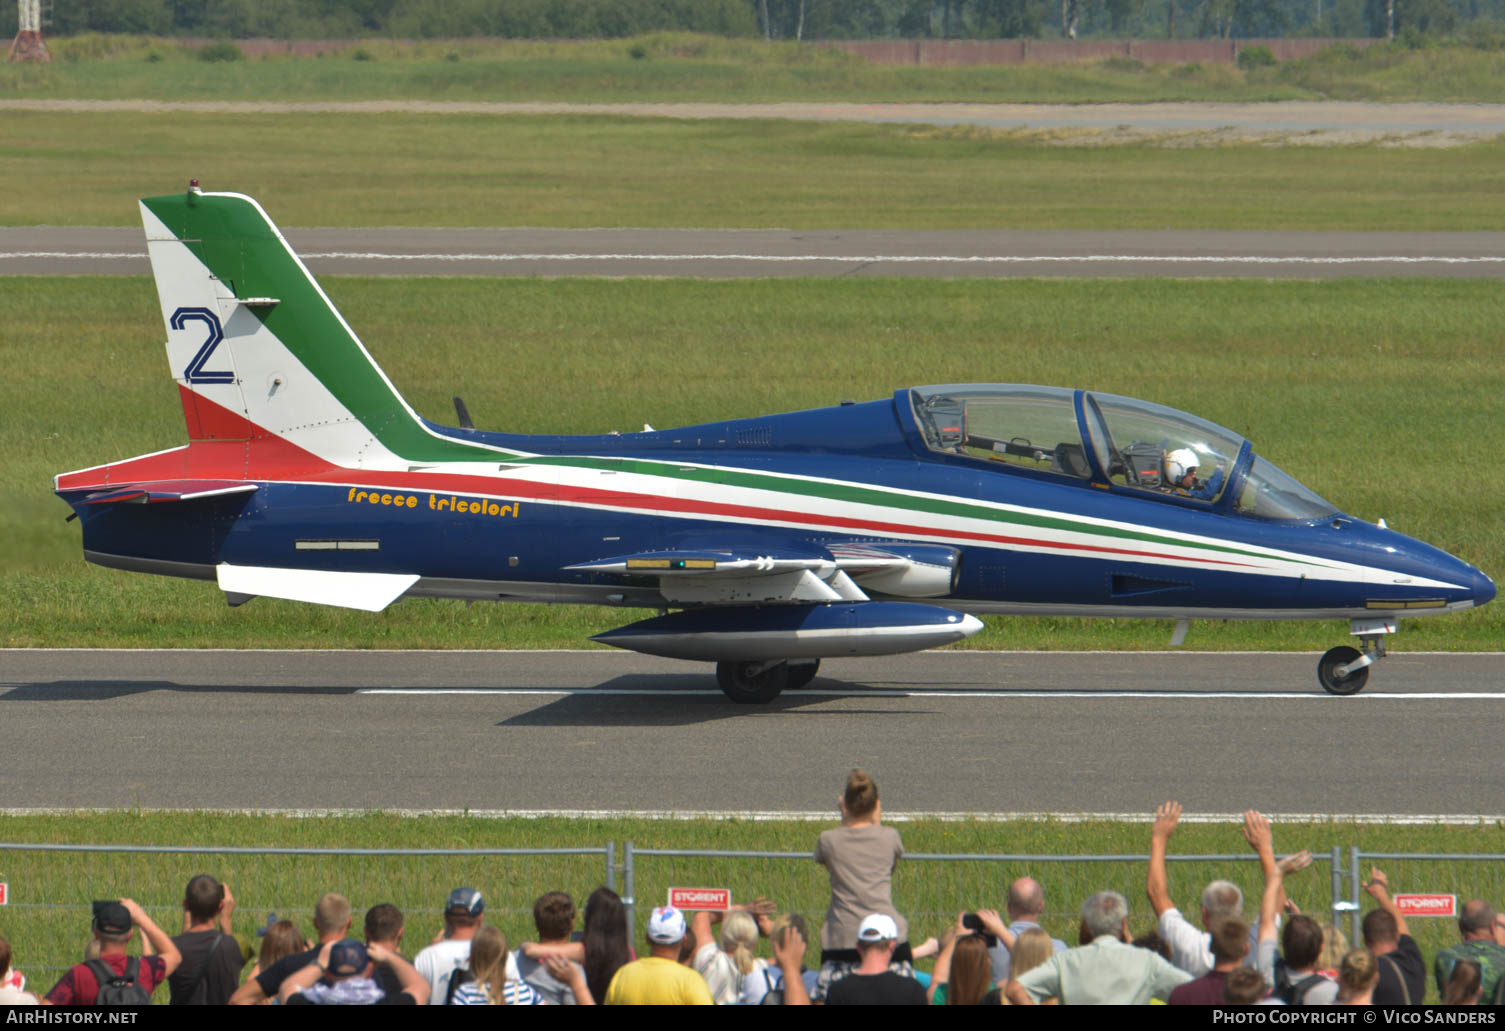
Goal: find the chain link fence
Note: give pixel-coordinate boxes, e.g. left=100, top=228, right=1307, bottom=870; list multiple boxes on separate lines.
left=0, top=841, right=616, bottom=979
left=2, top=838, right=1499, bottom=1000
left=621, top=844, right=1348, bottom=947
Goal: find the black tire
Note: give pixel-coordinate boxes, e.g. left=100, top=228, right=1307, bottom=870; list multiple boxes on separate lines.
left=786, top=660, right=820, bottom=690
left=716, top=660, right=790, bottom=704
left=1318, top=645, right=1369, bottom=696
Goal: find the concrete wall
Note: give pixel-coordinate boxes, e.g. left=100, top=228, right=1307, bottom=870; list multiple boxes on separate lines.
left=823, top=38, right=1380, bottom=66
left=192, top=36, right=1380, bottom=65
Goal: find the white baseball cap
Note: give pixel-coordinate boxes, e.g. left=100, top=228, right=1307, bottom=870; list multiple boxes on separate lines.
left=646, top=905, right=688, bottom=944
left=857, top=913, right=899, bottom=943
left=1165, top=448, right=1199, bottom=482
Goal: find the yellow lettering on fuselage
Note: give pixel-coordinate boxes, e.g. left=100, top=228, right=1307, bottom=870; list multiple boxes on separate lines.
left=344, top=487, right=518, bottom=517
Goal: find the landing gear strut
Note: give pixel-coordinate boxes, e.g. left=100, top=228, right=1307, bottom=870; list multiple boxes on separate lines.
left=1317, top=619, right=1394, bottom=696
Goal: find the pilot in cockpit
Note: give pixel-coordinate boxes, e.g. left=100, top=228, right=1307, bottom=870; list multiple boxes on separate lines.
left=1163, top=448, right=1224, bottom=501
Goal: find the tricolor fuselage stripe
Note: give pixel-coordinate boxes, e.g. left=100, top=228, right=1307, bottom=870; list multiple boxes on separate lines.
left=503, top=453, right=1331, bottom=569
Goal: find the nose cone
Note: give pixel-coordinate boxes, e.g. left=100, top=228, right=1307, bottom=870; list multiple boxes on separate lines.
left=1366, top=523, right=1495, bottom=612
left=1428, top=549, right=1495, bottom=611
left=1469, top=566, right=1498, bottom=610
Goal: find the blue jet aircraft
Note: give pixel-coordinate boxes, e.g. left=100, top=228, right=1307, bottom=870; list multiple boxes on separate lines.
left=55, top=188, right=1496, bottom=702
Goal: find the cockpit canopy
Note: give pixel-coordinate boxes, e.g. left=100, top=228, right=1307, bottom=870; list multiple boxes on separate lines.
left=909, top=384, right=1338, bottom=521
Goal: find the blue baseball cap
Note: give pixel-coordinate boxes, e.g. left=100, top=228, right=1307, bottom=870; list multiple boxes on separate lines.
left=327, top=939, right=369, bottom=977
left=445, top=887, right=483, bottom=918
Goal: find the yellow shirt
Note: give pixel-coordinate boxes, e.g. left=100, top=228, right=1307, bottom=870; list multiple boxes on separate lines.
left=604, top=958, right=714, bottom=1006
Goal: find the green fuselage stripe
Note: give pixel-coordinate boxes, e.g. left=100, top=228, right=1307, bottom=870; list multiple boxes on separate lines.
left=506, top=454, right=1327, bottom=568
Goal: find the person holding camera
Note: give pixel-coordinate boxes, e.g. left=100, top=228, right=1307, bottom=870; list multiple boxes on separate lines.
left=930, top=914, right=1011, bottom=1005
left=166, top=874, right=247, bottom=1005
left=45, top=899, right=182, bottom=1005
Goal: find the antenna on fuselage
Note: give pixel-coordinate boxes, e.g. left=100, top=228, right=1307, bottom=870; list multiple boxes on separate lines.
left=452, top=396, right=474, bottom=430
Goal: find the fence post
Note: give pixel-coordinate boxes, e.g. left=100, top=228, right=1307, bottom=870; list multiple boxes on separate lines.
left=606, top=841, right=616, bottom=894
left=623, top=840, right=636, bottom=942
left=1349, top=845, right=1362, bottom=945
left=1330, top=844, right=1343, bottom=927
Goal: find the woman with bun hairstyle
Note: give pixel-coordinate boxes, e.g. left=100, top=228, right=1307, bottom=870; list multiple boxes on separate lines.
left=1336, top=948, right=1379, bottom=1005
left=812, top=769, right=915, bottom=1002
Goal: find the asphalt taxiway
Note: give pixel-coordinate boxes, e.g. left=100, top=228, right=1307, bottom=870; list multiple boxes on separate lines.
left=3, top=649, right=1500, bottom=817
left=7, top=227, right=1505, bottom=279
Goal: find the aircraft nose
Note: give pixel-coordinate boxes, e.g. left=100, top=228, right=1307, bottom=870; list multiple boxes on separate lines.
left=1470, top=566, right=1497, bottom=609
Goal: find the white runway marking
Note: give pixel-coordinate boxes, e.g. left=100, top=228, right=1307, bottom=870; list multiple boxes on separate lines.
left=6, top=250, right=1505, bottom=266
left=0, top=251, right=142, bottom=259
left=357, top=687, right=1500, bottom=699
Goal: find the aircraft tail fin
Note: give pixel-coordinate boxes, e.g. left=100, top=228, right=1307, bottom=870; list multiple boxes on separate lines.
left=141, top=186, right=471, bottom=468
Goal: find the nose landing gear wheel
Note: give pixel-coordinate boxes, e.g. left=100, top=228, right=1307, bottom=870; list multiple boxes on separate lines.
left=1318, top=645, right=1369, bottom=696
left=716, top=660, right=791, bottom=704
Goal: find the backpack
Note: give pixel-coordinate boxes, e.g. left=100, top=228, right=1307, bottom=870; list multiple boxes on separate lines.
left=444, top=966, right=474, bottom=1005
left=86, top=958, right=152, bottom=1006
left=756, top=967, right=784, bottom=1006
left=1277, top=970, right=1326, bottom=1005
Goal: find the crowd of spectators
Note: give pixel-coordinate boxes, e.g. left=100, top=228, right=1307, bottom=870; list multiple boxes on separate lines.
left=0, top=773, right=1496, bottom=1006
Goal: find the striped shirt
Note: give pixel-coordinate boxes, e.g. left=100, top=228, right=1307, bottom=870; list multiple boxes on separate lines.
left=450, top=979, right=543, bottom=1005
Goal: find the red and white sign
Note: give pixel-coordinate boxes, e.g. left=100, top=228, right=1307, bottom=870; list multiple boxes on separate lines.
left=668, top=887, right=731, bottom=911
left=1395, top=893, right=1456, bottom=917
left=0, top=882, right=8, bottom=905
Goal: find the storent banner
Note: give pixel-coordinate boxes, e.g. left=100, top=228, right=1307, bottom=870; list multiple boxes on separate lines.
left=1395, top=893, right=1458, bottom=918
left=668, top=887, right=731, bottom=911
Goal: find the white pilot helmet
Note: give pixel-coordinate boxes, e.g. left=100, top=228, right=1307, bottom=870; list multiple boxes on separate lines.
left=1164, top=448, right=1200, bottom=483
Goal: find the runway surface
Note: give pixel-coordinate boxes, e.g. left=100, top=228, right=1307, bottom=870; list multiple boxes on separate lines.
left=7, top=226, right=1505, bottom=278
left=3, top=649, right=1501, bottom=816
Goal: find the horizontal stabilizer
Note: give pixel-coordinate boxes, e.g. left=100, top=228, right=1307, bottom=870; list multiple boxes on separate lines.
left=73, top=482, right=259, bottom=506
left=216, top=563, right=417, bottom=612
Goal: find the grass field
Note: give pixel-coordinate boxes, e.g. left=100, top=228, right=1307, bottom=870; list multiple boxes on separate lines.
left=6, top=110, right=1505, bottom=230
left=4, top=274, right=1500, bottom=650
left=0, top=811, right=1499, bottom=1002
left=3, top=29, right=1501, bottom=1003
left=4, top=32, right=1505, bottom=104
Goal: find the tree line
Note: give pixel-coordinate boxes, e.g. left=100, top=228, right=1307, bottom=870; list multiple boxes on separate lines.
left=9, top=0, right=1505, bottom=42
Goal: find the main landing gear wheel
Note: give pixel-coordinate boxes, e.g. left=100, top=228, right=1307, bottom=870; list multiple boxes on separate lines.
left=1318, top=645, right=1369, bottom=696
left=716, top=660, right=790, bottom=704
left=786, top=660, right=820, bottom=690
